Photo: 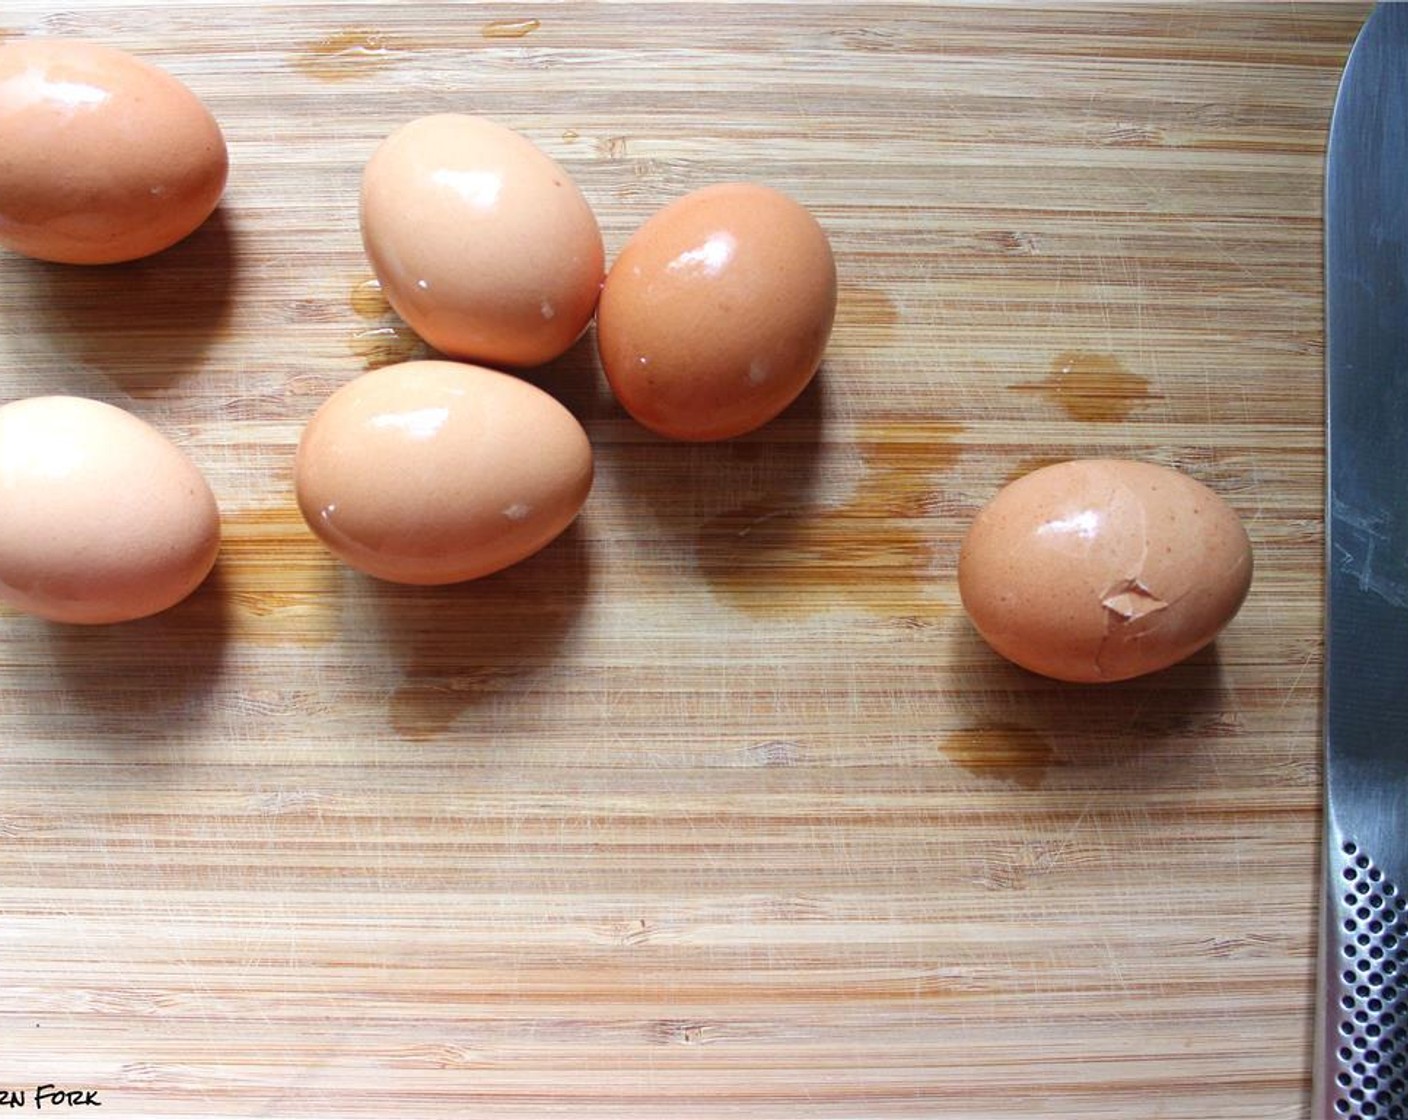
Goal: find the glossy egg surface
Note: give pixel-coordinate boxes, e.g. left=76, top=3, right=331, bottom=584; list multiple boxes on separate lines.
left=0, top=38, right=228, bottom=264
left=295, top=360, right=593, bottom=585
left=0, top=396, right=221, bottom=624
left=360, top=115, right=604, bottom=369
left=597, top=182, right=836, bottom=441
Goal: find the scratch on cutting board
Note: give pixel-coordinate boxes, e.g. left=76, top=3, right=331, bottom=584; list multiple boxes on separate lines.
left=1275, top=646, right=1318, bottom=717
left=253, top=1031, right=356, bottom=1116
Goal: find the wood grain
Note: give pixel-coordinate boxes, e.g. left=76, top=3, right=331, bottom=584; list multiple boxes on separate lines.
left=0, top=3, right=1363, bottom=1117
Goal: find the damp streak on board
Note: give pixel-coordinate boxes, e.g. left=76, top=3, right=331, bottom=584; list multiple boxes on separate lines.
left=350, top=327, right=430, bottom=369
left=1001, top=454, right=1072, bottom=489
left=482, top=18, right=541, bottom=39
left=1015, top=351, right=1157, bottom=423
left=291, top=28, right=404, bottom=82
left=939, top=724, right=1057, bottom=791
left=698, top=421, right=962, bottom=619
left=350, top=277, right=391, bottom=319
left=217, top=507, right=341, bottom=646
left=833, top=286, right=901, bottom=345
left=349, top=276, right=431, bottom=369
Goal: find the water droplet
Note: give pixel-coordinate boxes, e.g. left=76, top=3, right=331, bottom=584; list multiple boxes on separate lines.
left=291, top=28, right=402, bottom=82
left=482, top=18, right=541, bottom=39
left=350, top=277, right=390, bottom=320
left=940, top=725, right=1056, bottom=790
left=349, top=325, right=428, bottom=369
left=1015, top=351, right=1156, bottom=422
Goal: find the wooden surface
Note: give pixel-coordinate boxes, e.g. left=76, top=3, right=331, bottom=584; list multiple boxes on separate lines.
left=0, top=4, right=1365, bottom=1117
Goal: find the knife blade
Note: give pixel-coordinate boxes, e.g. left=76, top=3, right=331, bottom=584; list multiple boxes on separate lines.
left=1319, top=4, right=1408, bottom=1118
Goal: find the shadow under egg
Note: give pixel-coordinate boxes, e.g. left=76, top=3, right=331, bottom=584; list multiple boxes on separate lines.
left=515, top=322, right=618, bottom=427
left=33, top=559, right=232, bottom=747
left=348, top=520, right=594, bottom=741
left=685, top=371, right=957, bottom=620
left=944, top=618, right=1236, bottom=777
left=12, top=206, right=238, bottom=394
left=610, top=363, right=831, bottom=518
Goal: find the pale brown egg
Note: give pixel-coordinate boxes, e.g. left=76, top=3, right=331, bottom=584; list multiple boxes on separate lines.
left=294, top=360, right=592, bottom=585
left=957, top=459, right=1253, bottom=683
left=597, top=182, right=836, bottom=442
left=360, top=115, right=604, bottom=369
left=0, top=396, right=220, bottom=624
left=0, top=39, right=228, bottom=265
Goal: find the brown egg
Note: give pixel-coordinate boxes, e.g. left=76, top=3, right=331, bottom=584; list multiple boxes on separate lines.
left=0, top=39, right=228, bottom=265
left=360, top=115, right=604, bottom=369
left=0, top=396, right=220, bottom=623
left=957, top=459, right=1253, bottom=683
left=597, top=182, right=836, bottom=442
left=295, top=360, right=593, bottom=585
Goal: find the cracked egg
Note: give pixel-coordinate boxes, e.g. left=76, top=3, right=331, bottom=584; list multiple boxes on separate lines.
left=958, top=459, right=1252, bottom=683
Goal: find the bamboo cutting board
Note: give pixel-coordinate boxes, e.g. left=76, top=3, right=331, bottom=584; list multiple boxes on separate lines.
left=0, top=4, right=1366, bottom=1117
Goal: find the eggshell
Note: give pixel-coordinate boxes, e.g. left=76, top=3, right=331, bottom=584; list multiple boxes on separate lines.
left=360, top=115, right=604, bottom=369
left=294, top=360, right=593, bottom=585
left=957, top=459, right=1253, bottom=683
left=597, top=182, right=836, bottom=442
left=0, top=396, right=220, bottom=624
left=0, top=39, right=228, bottom=265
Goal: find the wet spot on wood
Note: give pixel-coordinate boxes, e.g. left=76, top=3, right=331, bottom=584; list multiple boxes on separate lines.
left=348, top=276, right=431, bottom=368
left=292, top=29, right=403, bottom=82
left=218, top=507, right=340, bottom=645
left=482, top=18, right=541, bottom=39
left=854, top=422, right=961, bottom=516
left=389, top=666, right=530, bottom=741
left=350, top=325, right=430, bottom=369
left=350, top=277, right=391, bottom=320
left=834, top=286, right=899, bottom=343
left=940, top=724, right=1056, bottom=790
left=1016, top=351, right=1156, bottom=422
left=1001, top=454, right=1071, bottom=488
left=698, top=421, right=960, bottom=618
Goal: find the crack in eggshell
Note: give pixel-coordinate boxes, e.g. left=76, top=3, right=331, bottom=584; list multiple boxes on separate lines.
left=1092, top=481, right=1156, bottom=678
left=1101, top=579, right=1168, bottom=621
left=964, top=458, right=1252, bottom=684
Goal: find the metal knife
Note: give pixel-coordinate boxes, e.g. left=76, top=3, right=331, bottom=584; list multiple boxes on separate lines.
left=1319, top=4, right=1408, bottom=1118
